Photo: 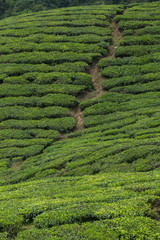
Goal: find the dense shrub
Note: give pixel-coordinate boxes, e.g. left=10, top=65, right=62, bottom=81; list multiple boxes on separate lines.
left=120, top=35, right=160, bottom=46
left=118, top=20, right=157, bottom=31
left=135, top=25, right=160, bottom=35
left=102, top=72, right=160, bottom=90
left=109, top=80, right=160, bottom=94
left=115, top=45, right=160, bottom=57
left=0, top=117, right=76, bottom=132
left=98, top=53, right=160, bottom=68
left=0, top=106, right=70, bottom=121
left=24, top=34, right=112, bottom=44
left=0, top=41, right=107, bottom=55
left=0, top=139, right=52, bottom=148
left=0, top=26, right=111, bottom=37
left=0, top=145, right=45, bottom=159
left=0, top=93, right=78, bottom=107
left=0, top=52, right=98, bottom=64
left=0, top=84, right=85, bottom=97
left=114, top=11, right=160, bottom=22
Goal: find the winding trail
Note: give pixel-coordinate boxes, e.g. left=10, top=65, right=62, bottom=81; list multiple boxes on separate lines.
left=70, top=106, right=84, bottom=130
left=68, top=19, right=123, bottom=132
left=108, top=21, right=123, bottom=59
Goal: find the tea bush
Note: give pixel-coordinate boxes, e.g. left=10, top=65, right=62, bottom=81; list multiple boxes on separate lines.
left=115, top=45, right=160, bottom=57
left=118, top=20, right=158, bottom=31
left=0, top=117, right=76, bottom=132
left=120, top=35, right=160, bottom=46
left=0, top=94, right=78, bottom=108
left=102, top=72, right=160, bottom=90
left=0, top=84, right=85, bottom=97
left=98, top=53, right=160, bottom=68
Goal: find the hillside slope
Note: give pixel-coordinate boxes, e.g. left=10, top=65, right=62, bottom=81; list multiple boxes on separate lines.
left=0, top=4, right=123, bottom=184
left=0, top=2, right=160, bottom=239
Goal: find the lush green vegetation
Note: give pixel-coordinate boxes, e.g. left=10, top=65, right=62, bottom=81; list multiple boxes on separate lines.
left=0, top=0, right=158, bottom=19
left=0, top=5, right=119, bottom=168
left=0, top=173, right=160, bottom=239
left=0, top=2, right=160, bottom=239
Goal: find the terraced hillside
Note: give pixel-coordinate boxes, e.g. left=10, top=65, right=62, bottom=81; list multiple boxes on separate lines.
left=0, top=5, right=122, bottom=181
left=0, top=2, right=160, bottom=239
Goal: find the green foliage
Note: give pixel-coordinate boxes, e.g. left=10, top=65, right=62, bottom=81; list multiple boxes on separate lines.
left=0, top=3, right=160, bottom=239
left=0, top=84, right=85, bottom=97
left=98, top=53, right=160, bottom=68
left=0, top=52, right=96, bottom=64
left=24, top=34, right=112, bottom=44
left=0, top=117, right=76, bottom=132
left=101, top=63, right=160, bottom=78
left=0, top=139, right=52, bottom=148
left=115, top=45, right=160, bottom=57
left=102, top=72, right=160, bottom=90
left=0, top=94, right=78, bottom=108
left=16, top=217, right=160, bottom=240
left=0, top=25, right=111, bottom=37
left=120, top=35, right=160, bottom=46
left=0, top=41, right=108, bottom=55
left=118, top=20, right=158, bottom=31
left=0, top=172, right=159, bottom=238
left=0, top=106, right=70, bottom=121
left=0, top=145, right=44, bottom=159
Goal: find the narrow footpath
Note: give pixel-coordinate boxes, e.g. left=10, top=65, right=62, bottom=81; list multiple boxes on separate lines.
left=68, top=19, right=123, bottom=132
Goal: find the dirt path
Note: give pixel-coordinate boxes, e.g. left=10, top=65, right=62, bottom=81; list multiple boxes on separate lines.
left=108, top=21, right=123, bottom=59
left=87, top=63, right=105, bottom=98
left=69, top=20, right=123, bottom=131
left=70, top=106, right=84, bottom=130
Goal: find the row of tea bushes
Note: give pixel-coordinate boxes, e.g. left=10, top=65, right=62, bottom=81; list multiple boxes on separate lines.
left=0, top=129, right=60, bottom=140
left=122, top=25, right=160, bottom=37
left=0, top=145, right=45, bottom=160
left=3, top=72, right=92, bottom=87
left=0, top=52, right=99, bottom=64
left=81, top=91, right=160, bottom=113
left=120, top=35, right=160, bottom=46
left=0, top=19, right=110, bottom=30
left=0, top=26, right=111, bottom=37
left=114, top=11, right=160, bottom=22
left=0, top=84, right=85, bottom=97
left=0, top=139, right=53, bottom=149
left=109, top=80, right=160, bottom=94
left=98, top=53, right=160, bottom=68
left=102, top=72, right=160, bottom=90
left=0, top=117, right=76, bottom=132
left=0, top=42, right=107, bottom=54
left=0, top=106, right=70, bottom=121
left=0, top=94, right=78, bottom=108
left=115, top=45, right=160, bottom=57
left=118, top=20, right=159, bottom=31
left=101, top=62, right=160, bottom=78
left=23, top=34, right=112, bottom=44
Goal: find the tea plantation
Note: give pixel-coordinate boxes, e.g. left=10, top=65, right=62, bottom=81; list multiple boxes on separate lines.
left=0, top=2, right=160, bottom=239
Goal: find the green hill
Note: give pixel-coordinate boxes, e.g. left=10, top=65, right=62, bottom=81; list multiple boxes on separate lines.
left=0, top=2, right=160, bottom=239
